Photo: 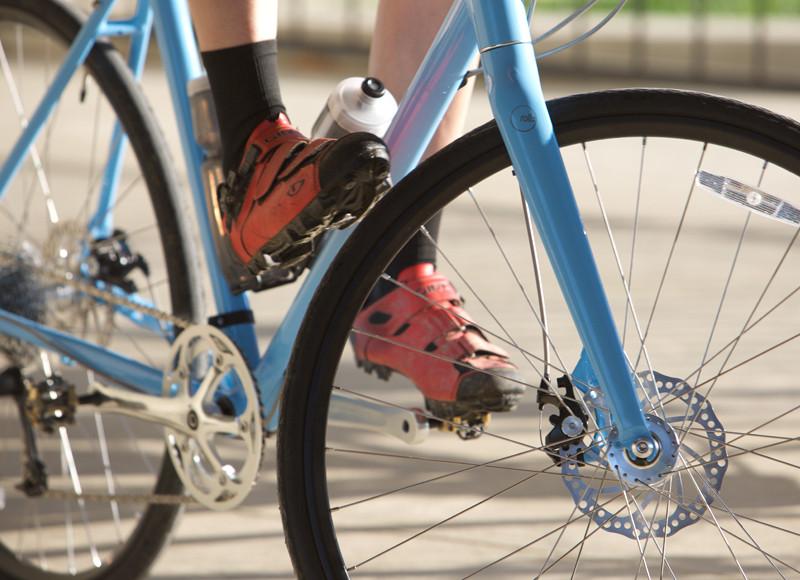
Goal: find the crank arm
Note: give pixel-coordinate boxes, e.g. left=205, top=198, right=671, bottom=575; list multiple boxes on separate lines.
left=329, top=391, right=429, bottom=445
left=82, top=381, right=191, bottom=435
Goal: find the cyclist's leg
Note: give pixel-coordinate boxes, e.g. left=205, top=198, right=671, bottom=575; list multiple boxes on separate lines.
left=368, top=0, right=474, bottom=288
left=188, top=0, right=391, bottom=291
left=355, top=0, right=525, bottom=420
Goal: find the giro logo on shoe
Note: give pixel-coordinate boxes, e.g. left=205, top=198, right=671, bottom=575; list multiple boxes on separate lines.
left=420, top=282, right=452, bottom=296
left=287, top=179, right=305, bottom=197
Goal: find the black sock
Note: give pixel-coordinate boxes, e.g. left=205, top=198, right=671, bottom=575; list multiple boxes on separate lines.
left=201, top=40, right=286, bottom=175
left=367, top=212, right=442, bottom=305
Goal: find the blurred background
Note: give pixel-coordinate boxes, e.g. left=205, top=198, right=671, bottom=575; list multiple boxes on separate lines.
left=274, top=0, right=800, bottom=88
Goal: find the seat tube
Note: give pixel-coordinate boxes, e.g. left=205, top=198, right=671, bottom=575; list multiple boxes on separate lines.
left=465, top=0, right=651, bottom=448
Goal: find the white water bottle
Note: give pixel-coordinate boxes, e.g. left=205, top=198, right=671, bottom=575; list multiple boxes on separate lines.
left=312, top=76, right=397, bottom=139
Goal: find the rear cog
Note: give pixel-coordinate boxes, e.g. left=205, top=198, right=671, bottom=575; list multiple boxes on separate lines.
left=42, top=221, right=114, bottom=345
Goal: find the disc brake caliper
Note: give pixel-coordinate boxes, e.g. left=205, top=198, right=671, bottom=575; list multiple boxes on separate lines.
left=537, top=375, right=590, bottom=464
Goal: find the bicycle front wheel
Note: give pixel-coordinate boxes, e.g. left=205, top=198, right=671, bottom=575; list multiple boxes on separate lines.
left=0, top=0, right=195, bottom=578
left=280, top=89, right=800, bottom=578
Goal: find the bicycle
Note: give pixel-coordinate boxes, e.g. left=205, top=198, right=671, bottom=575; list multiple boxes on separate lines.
left=1, top=0, right=799, bottom=578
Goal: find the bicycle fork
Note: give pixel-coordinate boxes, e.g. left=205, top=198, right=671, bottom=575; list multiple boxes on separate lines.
left=467, top=0, right=654, bottom=456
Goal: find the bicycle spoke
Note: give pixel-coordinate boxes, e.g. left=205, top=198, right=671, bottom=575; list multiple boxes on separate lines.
left=531, top=492, right=641, bottom=579
left=464, top=189, right=603, bottom=427
left=677, top=425, right=796, bottom=443
left=326, top=446, right=608, bottom=481
left=0, top=37, right=59, bottom=224
left=656, top=224, right=800, bottom=411
left=619, top=482, right=653, bottom=580
left=348, top=328, right=598, bottom=411
left=93, top=412, right=124, bottom=544
left=582, top=142, right=668, bottom=418
left=377, top=270, right=603, bottom=399
left=674, top=162, right=769, bottom=446
left=418, top=223, right=550, bottom=381
left=659, top=476, right=674, bottom=580
left=520, top=190, right=551, bottom=377
left=80, top=80, right=104, bottom=223
left=633, top=488, right=671, bottom=580
left=330, top=427, right=614, bottom=514
left=634, top=143, right=708, bottom=371
left=333, top=384, right=609, bottom=455
left=676, top=432, right=800, bottom=474
left=346, top=438, right=611, bottom=574
left=569, top=467, right=611, bottom=579
left=641, top=475, right=800, bottom=575
left=681, top=455, right=785, bottom=578
left=677, top=427, right=800, bottom=472
left=33, top=502, right=48, bottom=571
left=60, top=449, right=76, bottom=575
left=59, top=426, right=102, bottom=568
left=691, top=329, right=800, bottom=395
left=675, top=454, right=747, bottom=578
left=623, top=137, right=647, bottom=350
left=467, top=188, right=569, bottom=375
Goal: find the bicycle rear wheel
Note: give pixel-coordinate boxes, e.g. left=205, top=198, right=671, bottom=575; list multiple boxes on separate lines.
left=280, top=89, right=800, bottom=578
left=0, top=0, right=194, bottom=577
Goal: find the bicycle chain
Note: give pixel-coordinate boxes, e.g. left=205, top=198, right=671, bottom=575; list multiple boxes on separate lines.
left=2, top=252, right=199, bottom=505
left=41, top=268, right=193, bottom=330
left=43, top=488, right=197, bottom=505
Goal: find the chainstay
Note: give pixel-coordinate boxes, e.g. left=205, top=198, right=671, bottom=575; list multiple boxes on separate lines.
left=43, top=488, right=196, bottom=505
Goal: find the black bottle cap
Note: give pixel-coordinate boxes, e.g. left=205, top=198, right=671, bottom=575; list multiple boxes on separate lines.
left=362, top=77, right=385, bottom=98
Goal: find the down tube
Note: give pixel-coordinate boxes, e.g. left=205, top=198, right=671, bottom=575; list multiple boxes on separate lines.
left=258, top=0, right=478, bottom=431
left=467, top=0, right=650, bottom=447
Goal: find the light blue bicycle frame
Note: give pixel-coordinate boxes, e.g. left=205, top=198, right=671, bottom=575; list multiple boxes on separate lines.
left=0, top=0, right=653, bottom=449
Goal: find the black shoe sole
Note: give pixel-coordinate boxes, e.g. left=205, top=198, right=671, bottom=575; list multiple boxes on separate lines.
left=356, top=358, right=526, bottom=421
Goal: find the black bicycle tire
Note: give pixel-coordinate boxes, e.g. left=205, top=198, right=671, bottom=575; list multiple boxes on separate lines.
left=277, top=88, right=800, bottom=579
left=0, top=1, right=192, bottom=578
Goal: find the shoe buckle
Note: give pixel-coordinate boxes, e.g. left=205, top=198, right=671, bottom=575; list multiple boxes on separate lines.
left=217, top=145, right=262, bottom=229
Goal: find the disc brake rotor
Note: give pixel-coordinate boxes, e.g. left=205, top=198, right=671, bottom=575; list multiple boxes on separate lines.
left=559, top=371, right=727, bottom=539
left=42, top=221, right=114, bottom=345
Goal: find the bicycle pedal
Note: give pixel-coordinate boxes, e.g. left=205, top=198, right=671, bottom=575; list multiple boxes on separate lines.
left=434, top=412, right=491, bottom=440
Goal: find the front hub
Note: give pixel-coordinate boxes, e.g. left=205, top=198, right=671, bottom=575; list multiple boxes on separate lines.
left=606, top=415, right=677, bottom=487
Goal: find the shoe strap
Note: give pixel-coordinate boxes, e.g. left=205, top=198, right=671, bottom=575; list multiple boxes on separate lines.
left=382, top=272, right=513, bottom=360
left=277, top=138, right=331, bottom=181
left=415, top=303, right=511, bottom=360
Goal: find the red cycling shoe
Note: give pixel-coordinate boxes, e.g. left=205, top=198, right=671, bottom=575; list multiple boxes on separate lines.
left=352, top=263, right=526, bottom=420
left=214, top=114, right=391, bottom=293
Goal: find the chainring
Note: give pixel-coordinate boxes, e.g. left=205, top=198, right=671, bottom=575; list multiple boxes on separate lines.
left=162, top=325, right=264, bottom=510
